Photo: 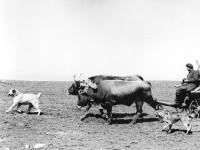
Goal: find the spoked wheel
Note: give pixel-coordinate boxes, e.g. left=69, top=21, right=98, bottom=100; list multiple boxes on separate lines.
left=179, top=96, right=190, bottom=113
left=189, top=99, right=200, bottom=117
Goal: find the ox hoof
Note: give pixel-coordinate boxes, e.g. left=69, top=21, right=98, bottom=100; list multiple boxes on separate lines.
left=132, top=120, right=137, bottom=124
left=107, top=122, right=112, bottom=125
left=107, top=119, right=112, bottom=125
left=26, top=111, right=31, bottom=114
left=102, top=114, right=108, bottom=119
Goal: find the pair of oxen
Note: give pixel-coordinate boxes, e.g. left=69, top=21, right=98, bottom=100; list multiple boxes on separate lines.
left=68, top=74, right=163, bottom=124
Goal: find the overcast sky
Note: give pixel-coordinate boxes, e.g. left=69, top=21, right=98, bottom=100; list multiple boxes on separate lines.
left=0, top=0, right=200, bottom=81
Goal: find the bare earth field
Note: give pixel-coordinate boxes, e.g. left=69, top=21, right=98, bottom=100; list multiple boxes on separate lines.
left=0, top=80, right=200, bottom=150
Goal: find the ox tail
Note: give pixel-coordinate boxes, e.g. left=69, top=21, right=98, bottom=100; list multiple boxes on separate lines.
left=135, top=75, right=144, bottom=81
left=37, top=92, right=42, bottom=98
left=144, top=95, right=162, bottom=111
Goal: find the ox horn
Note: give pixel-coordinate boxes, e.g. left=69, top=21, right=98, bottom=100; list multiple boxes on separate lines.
left=79, top=73, right=83, bottom=82
left=73, top=74, right=78, bottom=87
left=74, top=74, right=78, bottom=81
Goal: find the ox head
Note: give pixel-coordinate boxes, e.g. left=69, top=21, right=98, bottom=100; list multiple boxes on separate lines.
left=67, top=73, right=88, bottom=95
left=76, top=80, right=98, bottom=108
left=67, top=74, right=81, bottom=95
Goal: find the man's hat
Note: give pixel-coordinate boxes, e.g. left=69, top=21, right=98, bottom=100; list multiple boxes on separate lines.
left=186, top=63, right=193, bottom=69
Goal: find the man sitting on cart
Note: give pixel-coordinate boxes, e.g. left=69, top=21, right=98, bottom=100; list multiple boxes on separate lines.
left=175, top=63, right=199, bottom=108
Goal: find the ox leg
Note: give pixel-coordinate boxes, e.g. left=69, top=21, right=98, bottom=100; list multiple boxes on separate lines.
left=106, top=102, right=112, bottom=125
left=132, top=100, right=144, bottom=124
left=81, top=102, right=92, bottom=121
left=99, top=109, right=104, bottom=116
left=99, top=103, right=108, bottom=118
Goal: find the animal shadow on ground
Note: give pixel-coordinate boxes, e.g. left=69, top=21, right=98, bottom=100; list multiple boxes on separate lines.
left=84, top=113, right=159, bottom=124
left=83, top=113, right=107, bottom=121
left=10, top=110, right=44, bottom=115
left=111, top=117, right=159, bottom=124
left=164, top=129, right=193, bottom=135
left=111, top=112, right=148, bottom=118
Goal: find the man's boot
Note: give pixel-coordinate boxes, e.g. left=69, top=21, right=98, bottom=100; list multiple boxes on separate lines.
left=175, top=94, right=182, bottom=108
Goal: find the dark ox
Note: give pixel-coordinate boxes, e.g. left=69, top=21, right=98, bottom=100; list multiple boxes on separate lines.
left=77, top=80, right=161, bottom=124
left=67, top=74, right=143, bottom=95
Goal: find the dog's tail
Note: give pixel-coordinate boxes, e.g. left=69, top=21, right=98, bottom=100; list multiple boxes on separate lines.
left=37, top=92, right=42, bottom=98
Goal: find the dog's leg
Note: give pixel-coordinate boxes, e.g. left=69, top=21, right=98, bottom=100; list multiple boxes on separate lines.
left=163, top=123, right=173, bottom=133
left=37, top=109, right=41, bottom=115
left=27, top=103, right=33, bottom=114
left=16, top=103, right=22, bottom=113
left=31, top=100, right=41, bottom=115
left=162, top=119, right=172, bottom=132
left=186, top=124, right=192, bottom=135
left=183, top=121, right=192, bottom=135
left=167, top=124, right=172, bottom=133
left=162, top=123, right=170, bottom=131
left=6, top=103, right=17, bottom=113
left=158, top=119, right=164, bottom=123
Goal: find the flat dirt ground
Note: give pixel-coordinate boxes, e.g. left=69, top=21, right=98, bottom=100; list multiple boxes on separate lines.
left=1, top=80, right=200, bottom=150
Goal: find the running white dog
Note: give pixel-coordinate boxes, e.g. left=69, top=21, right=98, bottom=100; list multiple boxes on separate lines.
left=6, top=89, right=42, bottom=115
left=155, top=109, right=194, bottom=135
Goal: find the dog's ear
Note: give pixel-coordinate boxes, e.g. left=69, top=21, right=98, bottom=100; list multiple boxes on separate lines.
left=12, top=89, right=16, bottom=93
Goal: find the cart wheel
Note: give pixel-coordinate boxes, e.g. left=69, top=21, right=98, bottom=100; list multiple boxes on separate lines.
left=180, top=96, right=190, bottom=113
left=189, top=99, right=200, bottom=117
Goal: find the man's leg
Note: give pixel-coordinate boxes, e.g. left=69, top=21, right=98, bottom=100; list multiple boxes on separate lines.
left=175, top=86, right=187, bottom=107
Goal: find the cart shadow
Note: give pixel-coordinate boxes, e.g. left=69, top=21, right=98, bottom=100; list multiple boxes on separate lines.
left=84, top=112, right=159, bottom=124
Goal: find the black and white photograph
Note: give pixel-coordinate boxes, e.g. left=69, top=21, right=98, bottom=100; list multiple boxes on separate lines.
left=0, top=0, right=200, bottom=149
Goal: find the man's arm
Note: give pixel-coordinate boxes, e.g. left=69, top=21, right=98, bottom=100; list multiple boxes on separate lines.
left=184, top=70, right=199, bottom=83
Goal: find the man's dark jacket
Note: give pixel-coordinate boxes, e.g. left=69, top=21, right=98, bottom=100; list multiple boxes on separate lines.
left=184, top=69, right=199, bottom=91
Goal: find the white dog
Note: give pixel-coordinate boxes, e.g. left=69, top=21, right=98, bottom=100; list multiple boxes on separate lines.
left=155, top=109, right=194, bottom=135
left=6, top=89, right=42, bottom=115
